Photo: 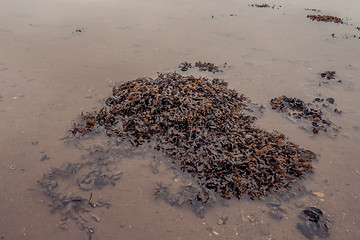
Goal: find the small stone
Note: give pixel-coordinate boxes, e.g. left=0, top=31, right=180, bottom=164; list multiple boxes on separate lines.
left=248, top=215, right=256, bottom=223
left=91, top=214, right=100, bottom=222
left=313, top=192, right=325, bottom=197
left=217, top=216, right=228, bottom=225
left=326, top=98, right=335, bottom=104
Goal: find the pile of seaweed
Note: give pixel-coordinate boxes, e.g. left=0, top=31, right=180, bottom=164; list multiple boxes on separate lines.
left=270, top=95, right=340, bottom=134
left=72, top=72, right=315, bottom=200
left=307, top=15, right=343, bottom=24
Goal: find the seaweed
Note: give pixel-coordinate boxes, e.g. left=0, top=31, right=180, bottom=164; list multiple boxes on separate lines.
left=178, top=61, right=223, bottom=73
left=307, top=15, right=343, bottom=24
left=72, top=72, right=315, bottom=200
left=270, top=95, right=341, bottom=135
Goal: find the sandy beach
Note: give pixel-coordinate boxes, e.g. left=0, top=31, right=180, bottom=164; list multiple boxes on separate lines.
left=0, top=0, right=359, bottom=239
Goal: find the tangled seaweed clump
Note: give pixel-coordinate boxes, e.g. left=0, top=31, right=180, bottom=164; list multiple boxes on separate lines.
left=270, top=95, right=340, bottom=134
left=320, top=71, right=336, bottom=80
left=249, top=4, right=270, bottom=8
left=178, top=61, right=223, bottom=73
left=307, top=15, right=343, bottom=24
left=72, top=72, right=315, bottom=200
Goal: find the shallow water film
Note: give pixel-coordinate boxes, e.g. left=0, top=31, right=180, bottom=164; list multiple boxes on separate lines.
left=1, top=0, right=359, bottom=239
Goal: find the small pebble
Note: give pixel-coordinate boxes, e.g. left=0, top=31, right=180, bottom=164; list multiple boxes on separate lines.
left=91, top=214, right=100, bottom=222
left=326, top=98, right=335, bottom=104
left=313, top=192, right=325, bottom=197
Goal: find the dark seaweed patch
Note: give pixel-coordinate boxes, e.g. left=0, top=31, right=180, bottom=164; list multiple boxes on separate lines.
left=307, top=15, right=343, bottom=24
left=248, top=4, right=281, bottom=9
left=320, top=71, right=336, bottom=80
left=38, top=149, right=119, bottom=237
left=72, top=72, right=315, bottom=200
left=305, top=8, right=321, bottom=13
left=178, top=61, right=223, bottom=73
left=270, top=95, right=341, bottom=135
left=154, top=183, right=214, bottom=218
left=297, top=207, right=330, bottom=239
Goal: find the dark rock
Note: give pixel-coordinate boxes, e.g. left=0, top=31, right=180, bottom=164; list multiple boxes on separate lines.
left=326, top=98, right=335, bottom=104
left=297, top=207, right=330, bottom=239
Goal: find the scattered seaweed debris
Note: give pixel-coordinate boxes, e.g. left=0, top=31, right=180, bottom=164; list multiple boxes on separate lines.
left=319, top=71, right=343, bottom=85
left=249, top=4, right=269, bottom=8
left=305, top=8, right=321, bottom=13
left=270, top=96, right=340, bottom=135
left=297, top=207, right=329, bottom=239
left=38, top=152, right=117, bottom=237
left=307, top=15, right=343, bottom=24
left=40, top=154, right=50, bottom=161
left=178, top=61, right=223, bottom=73
left=72, top=28, right=84, bottom=34
left=248, top=4, right=281, bottom=9
left=341, top=33, right=360, bottom=40
left=320, top=71, right=336, bottom=80
left=195, top=61, right=223, bottom=73
left=313, top=97, right=342, bottom=115
left=72, top=72, right=315, bottom=200
left=178, top=61, right=192, bottom=71
left=154, top=183, right=215, bottom=218
left=77, top=169, right=122, bottom=191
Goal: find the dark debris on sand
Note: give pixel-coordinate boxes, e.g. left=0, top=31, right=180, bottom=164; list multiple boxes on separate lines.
left=178, top=61, right=223, bottom=73
left=319, top=71, right=343, bottom=85
left=38, top=156, right=117, bottom=237
left=297, top=207, right=330, bottom=239
left=154, top=183, right=215, bottom=218
left=320, top=71, right=336, bottom=80
left=72, top=72, right=315, bottom=200
left=248, top=4, right=281, bottom=9
left=307, top=15, right=343, bottom=24
left=305, top=8, right=321, bottom=13
left=249, top=4, right=269, bottom=8
left=270, top=96, right=340, bottom=135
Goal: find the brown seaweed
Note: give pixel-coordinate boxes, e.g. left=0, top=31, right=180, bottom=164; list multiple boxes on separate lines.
left=307, top=15, right=343, bottom=24
left=270, top=95, right=340, bottom=135
left=72, top=72, right=315, bottom=200
left=249, top=4, right=270, bottom=8
left=178, top=61, right=223, bottom=73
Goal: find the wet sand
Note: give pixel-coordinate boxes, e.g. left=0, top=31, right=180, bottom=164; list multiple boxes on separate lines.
left=0, top=0, right=359, bottom=239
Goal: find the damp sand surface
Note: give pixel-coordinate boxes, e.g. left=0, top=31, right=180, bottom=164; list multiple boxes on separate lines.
left=0, top=0, right=360, bottom=239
